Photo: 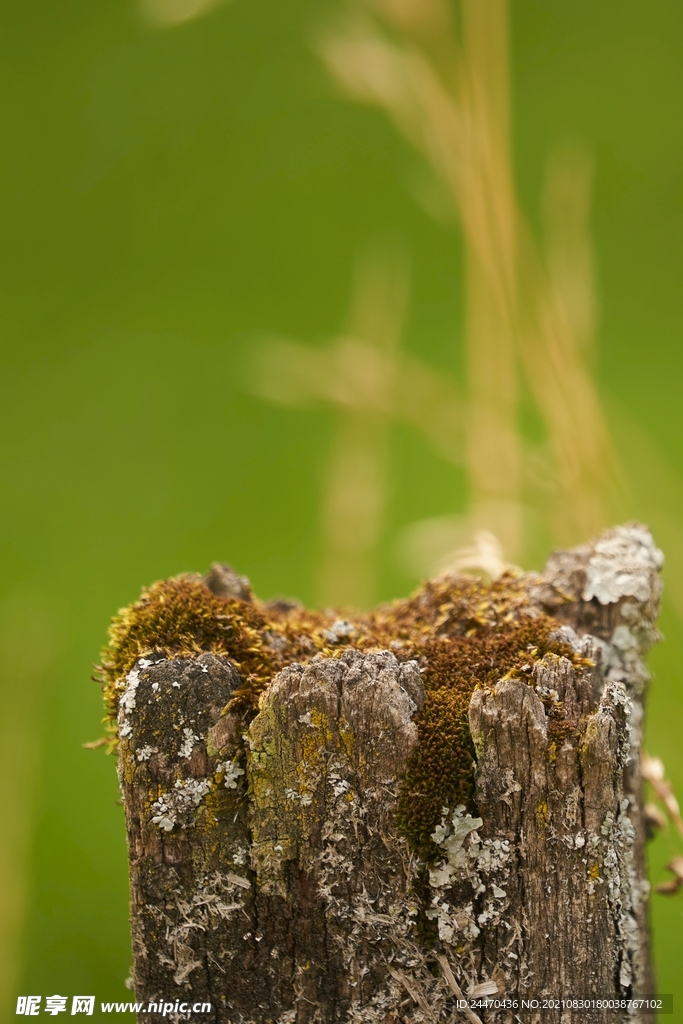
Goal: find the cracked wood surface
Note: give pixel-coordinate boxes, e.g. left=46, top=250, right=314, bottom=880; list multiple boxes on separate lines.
left=115, top=525, right=662, bottom=1023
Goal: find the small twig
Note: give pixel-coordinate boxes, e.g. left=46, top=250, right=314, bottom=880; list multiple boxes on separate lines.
left=387, top=968, right=436, bottom=1023
left=436, top=954, right=483, bottom=1024
left=642, top=753, right=683, bottom=841
left=655, top=855, right=683, bottom=895
left=642, top=753, right=683, bottom=895
left=82, top=736, right=109, bottom=749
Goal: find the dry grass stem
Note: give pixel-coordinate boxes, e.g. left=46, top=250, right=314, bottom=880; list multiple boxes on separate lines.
left=436, top=954, right=484, bottom=1024
left=318, top=0, right=622, bottom=557
left=642, top=753, right=683, bottom=843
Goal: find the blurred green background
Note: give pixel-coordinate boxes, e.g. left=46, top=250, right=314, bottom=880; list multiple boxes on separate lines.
left=1, top=0, right=683, bottom=1018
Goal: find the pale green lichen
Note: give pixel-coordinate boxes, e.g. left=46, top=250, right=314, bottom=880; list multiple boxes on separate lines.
left=425, top=804, right=513, bottom=946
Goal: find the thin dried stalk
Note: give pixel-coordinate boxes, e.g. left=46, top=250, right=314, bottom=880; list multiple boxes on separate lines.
left=642, top=753, right=683, bottom=842
left=318, top=0, right=622, bottom=553
left=642, top=753, right=683, bottom=896
left=251, top=332, right=472, bottom=467
left=316, top=247, right=404, bottom=606
left=250, top=246, right=412, bottom=606
left=138, top=0, right=227, bottom=28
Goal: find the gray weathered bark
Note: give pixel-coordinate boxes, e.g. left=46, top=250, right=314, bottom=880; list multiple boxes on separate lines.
left=113, top=524, right=663, bottom=1023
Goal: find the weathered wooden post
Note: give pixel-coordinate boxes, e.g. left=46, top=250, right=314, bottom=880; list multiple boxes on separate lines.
left=99, top=525, right=663, bottom=1022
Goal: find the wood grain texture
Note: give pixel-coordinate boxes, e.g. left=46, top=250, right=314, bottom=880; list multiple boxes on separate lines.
left=115, top=525, right=662, bottom=1023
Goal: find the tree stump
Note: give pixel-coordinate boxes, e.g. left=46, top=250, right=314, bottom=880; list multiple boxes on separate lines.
left=100, top=525, right=663, bottom=1023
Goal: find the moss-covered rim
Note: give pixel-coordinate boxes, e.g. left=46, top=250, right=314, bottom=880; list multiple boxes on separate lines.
left=95, top=569, right=589, bottom=858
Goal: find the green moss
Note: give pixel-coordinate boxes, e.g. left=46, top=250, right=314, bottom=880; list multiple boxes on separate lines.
left=394, top=615, right=577, bottom=859
left=411, top=864, right=440, bottom=947
left=98, top=577, right=294, bottom=750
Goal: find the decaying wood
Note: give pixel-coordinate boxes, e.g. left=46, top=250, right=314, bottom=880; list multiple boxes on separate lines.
left=113, top=524, right=663, bottom=1023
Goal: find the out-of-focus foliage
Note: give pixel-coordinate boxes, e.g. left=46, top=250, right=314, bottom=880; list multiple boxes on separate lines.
left=1, top=0, right=682, bottom=1017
